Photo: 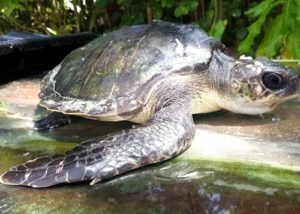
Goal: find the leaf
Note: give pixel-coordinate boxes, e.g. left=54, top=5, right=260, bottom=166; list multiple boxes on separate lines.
left=257, top=0, right=293, bottom=57
left=256, top=15, right=284, bottom=57
left=245, top=0, right=275, bottom=18
left=238, top=13, right=268, bottom=54
left=174, top=8, right=187, bottom=17
left=174, top=1, right=198, bottom=17
left=152, top=0, right=163, bottom=19
left=209, top=19, right=228, bottom=41
left=285, top=0, right=300, bottom=59
left=238, top=0, right=284, bottom=54
left=45, top=27, right=57, bottom=35
left=286, top=27, right=300, bottom=59
left=88, top=10, right=98, bottom=31
left=161, top=0, right=174, bottom=8
left=0, top=0, right=25, bottom=17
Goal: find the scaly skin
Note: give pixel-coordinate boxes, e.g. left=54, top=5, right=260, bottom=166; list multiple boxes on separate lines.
left=34, top=112, right=71, bottom=130
left=0, top=79, right=195, bottom=187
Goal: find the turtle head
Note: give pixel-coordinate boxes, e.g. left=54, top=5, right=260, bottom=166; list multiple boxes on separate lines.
left=219, top=58, right=299, bottom=115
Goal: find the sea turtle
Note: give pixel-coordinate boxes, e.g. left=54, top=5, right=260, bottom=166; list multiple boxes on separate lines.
left=0, top=20, right=299, bottom=188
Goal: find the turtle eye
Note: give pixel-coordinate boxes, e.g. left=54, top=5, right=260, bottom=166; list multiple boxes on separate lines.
left=262, top=72, right=284, bottom=90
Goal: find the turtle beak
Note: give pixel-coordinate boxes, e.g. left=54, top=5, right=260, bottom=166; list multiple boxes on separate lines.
left=286, top=72, right=300, bottom=100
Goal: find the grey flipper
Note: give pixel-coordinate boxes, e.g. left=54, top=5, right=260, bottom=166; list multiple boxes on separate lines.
left=0, top=97, right=194, bottom=187
left=34, top=112, right=71, bottom=130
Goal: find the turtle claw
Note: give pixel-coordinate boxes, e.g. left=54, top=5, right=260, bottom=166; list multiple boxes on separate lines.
left=34, top=112, right=71, bottom=130
left=90, top=178, right=101, bottom=185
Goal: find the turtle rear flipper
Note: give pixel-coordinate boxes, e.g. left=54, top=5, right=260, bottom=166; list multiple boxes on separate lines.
left=0, top=97, right=194, bottom=187
left=34, top=112, right=71, bottom=130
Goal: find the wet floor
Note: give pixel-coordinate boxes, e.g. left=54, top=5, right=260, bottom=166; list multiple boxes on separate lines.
left=0, top=78, right=300, bottom=213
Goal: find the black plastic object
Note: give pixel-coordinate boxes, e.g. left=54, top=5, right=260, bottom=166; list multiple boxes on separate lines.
left=0, top=31, right=97, bottom=83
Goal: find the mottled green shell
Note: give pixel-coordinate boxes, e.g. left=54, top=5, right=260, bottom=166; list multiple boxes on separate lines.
left=40, top=21, right=218, bottom=119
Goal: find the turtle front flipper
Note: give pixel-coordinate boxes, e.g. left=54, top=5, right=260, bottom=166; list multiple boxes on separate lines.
left=0, top=99, right=195, bottom=187
left=34, top=112, right=71, bottom=130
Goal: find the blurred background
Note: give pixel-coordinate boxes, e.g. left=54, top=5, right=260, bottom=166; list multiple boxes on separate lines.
left=0, top=0, right=299, bottom=59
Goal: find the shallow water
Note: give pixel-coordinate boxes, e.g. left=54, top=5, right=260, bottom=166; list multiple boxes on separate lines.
left=0, top=78, right=300, bottom=213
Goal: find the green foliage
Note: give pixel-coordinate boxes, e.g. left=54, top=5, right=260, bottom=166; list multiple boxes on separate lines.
left=238, top=0, right=300, bottom=59
left=174, top=1, right=198, bottom=17
left=238, top=0, right=281, bottom=54
left=0, top=0, right=24, bottom=17
left=209, top=20, right=227, bottom=41
left=0, top=0, right=299, bottom=59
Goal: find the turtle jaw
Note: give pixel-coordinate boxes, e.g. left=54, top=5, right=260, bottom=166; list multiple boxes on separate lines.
left=220, top=98, right=276, bottom=115
left=269, top=73, right=300, bottom=104
left=220, top=88, right=300, bottom=115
